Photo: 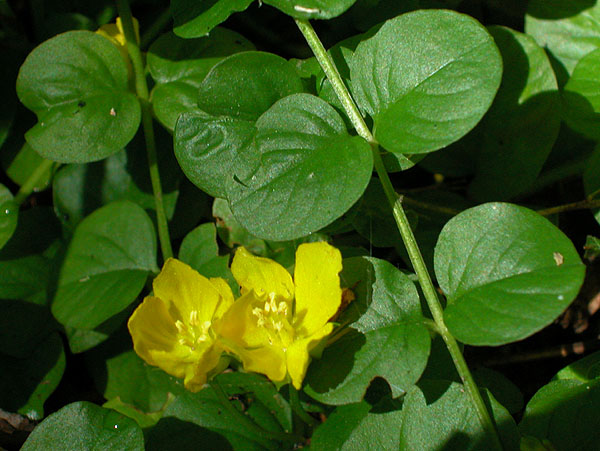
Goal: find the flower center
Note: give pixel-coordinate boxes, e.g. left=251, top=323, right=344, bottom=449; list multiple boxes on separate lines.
left=252, top=293, right=294, bottom=349
left=175, top=309, right=212, bottom=351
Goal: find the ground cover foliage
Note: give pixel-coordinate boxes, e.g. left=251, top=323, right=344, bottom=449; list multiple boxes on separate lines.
left=2, top=0, right=600, bottom=449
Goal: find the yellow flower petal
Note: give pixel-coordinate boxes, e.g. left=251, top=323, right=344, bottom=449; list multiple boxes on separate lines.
left=231, top=247, right=294, bottom=300
left=153, top=258, right=225, bottom=327
left=286, top=323, right=334, bottom=389
left=209, top=277, right=235, bottom=317
left=128, top=295, right=179, bottom=365
left=217, top=292, right=271, bottom=349
left=293, top=242, right=342, bottom=336
left=128, top=295, right=223, bottom=391
left=235, top=345, right=287, bottom=383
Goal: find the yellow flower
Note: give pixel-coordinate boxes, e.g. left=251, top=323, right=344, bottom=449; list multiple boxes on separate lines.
left=219, top=242, right=343, bottom=389
left=128, top=258, right=234, bottom=392
left=96, top=17, right=140, bottom=78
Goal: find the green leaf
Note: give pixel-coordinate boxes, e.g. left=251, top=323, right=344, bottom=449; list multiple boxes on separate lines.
left=51, top=201, right=158, bottom=329
left=22, top=401, right=144, bottom=451
left=262, top=0, right=358, bottom=19
left=92, top=349, right=181, bottom=418
left=228, top=93, right=373, bottom=241
left=350, top=9, right=502, bottom=155
left=473, top=367, right=524, bottom=415
left=0, top=184, right=17, bottom=250
left=157, top=374, right=286, bottom=449
left=305, top=257, right=430, bottom=405
left=583, top=147, right=600, bottom=225
left=400, top=381, right=520, bottom=450
left=148, top=29, right=254, bottom=131
left=468, top=26, right=560, bottom=201
left=519, top=378, right=600, bottom=450
left=0, top=333, right=65, bottom=420
left=212, top=198, right=267, bottom=254
left=526, top=0, right=600, bottom=80
left=0, top=207, right=61, bottom=260
left=4, top=143, right=54, bottom=191
left=434, top=203, right=586, bottom=346
left=178, top=223, right=237, bottom=293
left=310, top=398, right=403, bottom=449
left=171, top=0, right=254, bottom=38
left=175, top=114, right=256, bottom=199
left=16, top=31, right=141, bottom=163
left=175, top=51, right=303, bottom=199
left=0, top=254, right=52, bottom=302
left=554, top=350, right=600, bottom=382
left=563, top=48, right=600, bottom=141
left=52, top=148, right=179, bottom=231
left=197, top=51, right=304, bottom=121
left=65, top=307, right=132, bottom=353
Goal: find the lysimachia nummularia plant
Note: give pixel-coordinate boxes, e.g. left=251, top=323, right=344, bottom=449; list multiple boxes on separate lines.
left=2, top=0, right=600, bottom=449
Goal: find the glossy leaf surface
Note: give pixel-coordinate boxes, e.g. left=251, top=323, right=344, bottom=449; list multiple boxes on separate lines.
left=434, top=203, right=585, bottom=345
left=51, top=201, right=157, bottom=329
left=350, top=10, right=502, bottom=154
left=16, top=31, right=141, bottom=163
left=305, top=257, right=430, bottom=404
left=22, top=402, right=144, bottom=450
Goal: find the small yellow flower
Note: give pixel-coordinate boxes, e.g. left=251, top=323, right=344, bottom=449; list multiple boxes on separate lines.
left=96, top=17, right=140, bottom=78
left=128, top=258, right=234, bottom=392
left=219, top=242, right=343, bottom=389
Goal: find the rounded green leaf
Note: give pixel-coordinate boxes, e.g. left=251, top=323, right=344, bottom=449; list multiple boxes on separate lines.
left=51, top=201, right=158, bottom=329
left=0, top=333, right=65, bottom=420
left=148, top=29, right=254, bottom=85
left=22, top=401, right=144, bottom=451
left=172, top=0, right=254, bottom=38
left=519, top=378, right=600, bottom=450
left=228, top=93, right=373, bottom=241
left=305, top=257, right=430, bottom=405
left=469, top=26, right=560, bottom=201
left=400, top=381, right=519, bottom=450
left=179, top=222, right=237, bottom=293
left=148, top=29, right=254, bottom=130
left=16, top=31, right=141, bottom=163
left=563, top=48, right=600, bottom=141
left=526, top=0, right=600, bottom=78
left=0, top=184, right=17, bottom=250
left=554, top=350, right=600, bottom=382
left=197, top=51, right=304, bottom=121
left=175, top=51, right=304, bottom=199
left=175, top=113, right=256, bottom=198
left=52, top=148, right=179, bottom=231
left=310, top=398, right=402, bottom=449
left=350, top=9, right=502, bottom=155
left=263, top=0, right=358, bottom=19
left=434, top=203, right=586, bottom=346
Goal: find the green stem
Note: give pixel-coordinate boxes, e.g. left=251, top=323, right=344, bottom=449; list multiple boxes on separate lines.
left=210, top=379, right=301, bottom=443
left=289, top=384, right=318, bottom=427
left=295, top=18, right=503, bottom=450
left=13, top=159, right=55, bottom=205
left=116, top=0, right=173, bottom=261
left=536, top=198, right=600, bottom=216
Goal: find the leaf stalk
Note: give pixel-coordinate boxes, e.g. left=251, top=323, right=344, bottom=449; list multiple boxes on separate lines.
left=295, top=18, right=503, bottom=450
left=115, top=0, right=173, bottom=261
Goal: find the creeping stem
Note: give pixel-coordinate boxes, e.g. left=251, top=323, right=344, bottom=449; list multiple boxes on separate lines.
left=115, top=0, right=173, bottom=261
left=295, top=18, right=503, bottom=450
